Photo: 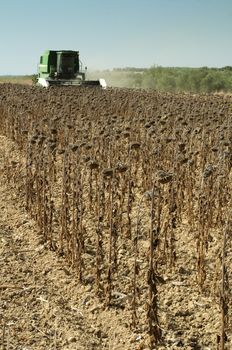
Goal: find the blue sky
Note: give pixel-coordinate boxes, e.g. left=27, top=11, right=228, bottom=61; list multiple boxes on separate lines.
left=0, top=0, right=231, bottom=74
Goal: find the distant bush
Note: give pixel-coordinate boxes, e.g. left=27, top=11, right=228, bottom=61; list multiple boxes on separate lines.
left=141, top=66, right=232, bottom=93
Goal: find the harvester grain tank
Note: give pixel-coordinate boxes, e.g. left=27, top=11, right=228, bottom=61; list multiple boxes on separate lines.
left=37, top=50, right=106, bottom=88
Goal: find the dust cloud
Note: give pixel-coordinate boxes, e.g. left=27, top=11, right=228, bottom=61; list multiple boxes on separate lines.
left=87, top=69, right=143, bottom=88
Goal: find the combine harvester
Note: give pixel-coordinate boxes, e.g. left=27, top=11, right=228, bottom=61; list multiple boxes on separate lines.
left=37, top=50, right=106, bottom=88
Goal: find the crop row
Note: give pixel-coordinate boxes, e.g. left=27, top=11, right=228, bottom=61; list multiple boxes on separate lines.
left=0, top=84, right=231, bottom=348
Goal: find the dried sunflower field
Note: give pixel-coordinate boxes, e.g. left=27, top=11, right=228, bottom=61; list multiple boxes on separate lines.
left=0, top=84, right=232, bottom=350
